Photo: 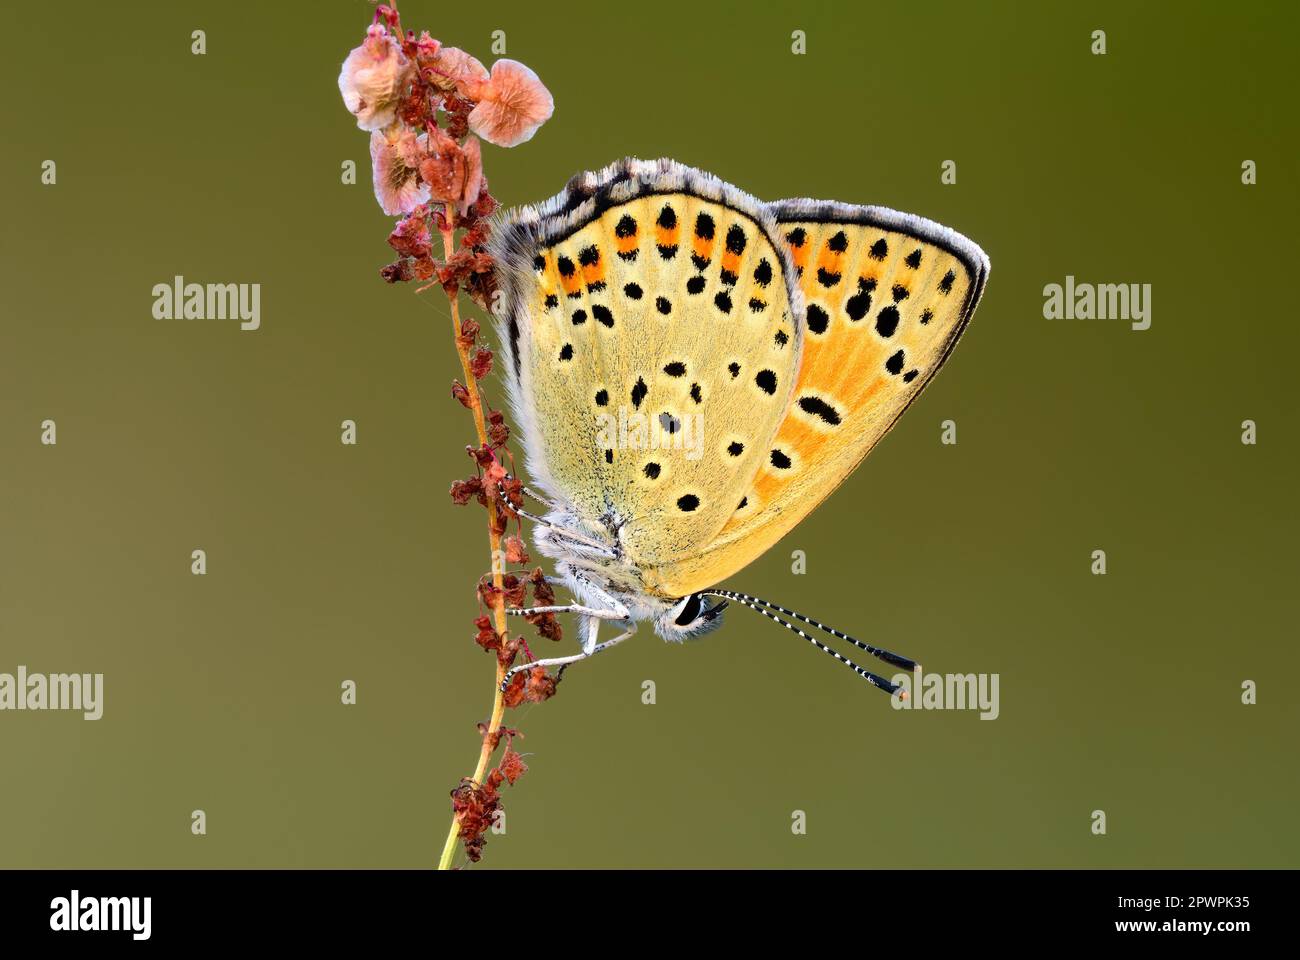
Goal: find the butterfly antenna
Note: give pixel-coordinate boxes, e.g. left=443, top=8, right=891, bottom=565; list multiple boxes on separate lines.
left=701, top=589, right=916, bottom=697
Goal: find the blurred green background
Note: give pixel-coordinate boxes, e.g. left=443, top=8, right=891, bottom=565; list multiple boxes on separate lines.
left=2, top=0, right=1296, bottom=868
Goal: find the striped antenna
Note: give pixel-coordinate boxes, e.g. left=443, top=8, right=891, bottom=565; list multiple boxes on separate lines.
left=701, top=589, right=917, bottom=696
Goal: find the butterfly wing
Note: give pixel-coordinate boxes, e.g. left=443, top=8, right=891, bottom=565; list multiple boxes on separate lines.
left=647, top=199, right=989, bottom=597
left=490, top=159, right=804, bottom=577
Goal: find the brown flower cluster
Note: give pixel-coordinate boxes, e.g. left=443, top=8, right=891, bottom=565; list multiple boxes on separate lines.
left=450, top=726, right=529, bottom=862
left=339, top=3, right=561, bottom=868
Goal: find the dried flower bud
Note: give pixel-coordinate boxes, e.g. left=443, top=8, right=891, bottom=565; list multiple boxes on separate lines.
left=501, top=671, right=527, bottom=708
left=379, top=258, right=415, bottom=283
left=470, top=347, right=493, bottom=379
left=457, top=317, right=480, bottom=350
left=504, top=535, right=529, bottom=565
left=450, top=476, right=484, bottom=505
left=501, top=574, right=527, bottom=608
left=500, top=748, right=528, bottom=785
left=524, top=666, right=559, bottom=703
left=473, top=614, right=501, bottom=652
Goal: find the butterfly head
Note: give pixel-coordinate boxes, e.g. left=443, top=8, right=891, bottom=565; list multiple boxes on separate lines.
left=655, top=593, right=729, bottom=641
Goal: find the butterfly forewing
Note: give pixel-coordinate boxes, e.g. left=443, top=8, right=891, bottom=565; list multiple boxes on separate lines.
left=496, top=168, right=802, bottom=574
left=649, top=202, right=989, bottom=596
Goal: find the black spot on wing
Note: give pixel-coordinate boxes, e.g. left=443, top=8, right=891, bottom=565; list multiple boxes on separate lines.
left=797, top=396, right=842, bottom=425
left=845, top=289, right=872, bottom=322
left=755, top=369, right=778, bottom=395
left=876, top=306, right=900, bottom=338
left=725, top=224, right=746, bottom=254
left=631, top=377, right=647, bottom=408
left=806, top=304, right=829, bottom=334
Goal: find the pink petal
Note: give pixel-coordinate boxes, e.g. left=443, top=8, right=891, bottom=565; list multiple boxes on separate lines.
left=468, top=59, right=554, bottom=148
left=339, top=25, right=412, bottom=132
left=370, top=130, right=430, bottom=216
left=458, top=136, right=484, bottom=214
left=428, top=46, right=489, bottom=95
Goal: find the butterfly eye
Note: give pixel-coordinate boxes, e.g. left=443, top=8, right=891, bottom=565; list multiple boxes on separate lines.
left=673, top=594, right=703, bottom=626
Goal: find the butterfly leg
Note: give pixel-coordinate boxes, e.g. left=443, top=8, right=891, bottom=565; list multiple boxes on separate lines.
left=500, top=619, right=637, bottom=690
left=512, top=508, right=618, bottom=558
left=505, top=602, right=619, bottom=619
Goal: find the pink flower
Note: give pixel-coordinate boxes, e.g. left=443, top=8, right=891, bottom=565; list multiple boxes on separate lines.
left=338, top=25, right=412, bottom=132
left=423, top=46, right=488, bottom=94
left=370, top=129, right=430, bottom=216
left=468, top=59, right=554, bottom=147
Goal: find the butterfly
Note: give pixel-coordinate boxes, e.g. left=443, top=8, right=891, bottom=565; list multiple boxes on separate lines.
left=487, top=158, right=989, bottom=695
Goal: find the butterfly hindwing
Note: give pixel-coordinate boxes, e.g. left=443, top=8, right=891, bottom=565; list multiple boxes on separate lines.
left=491, top=160, right=804, bottom=575
left=648, top=200, right=989, bottom=596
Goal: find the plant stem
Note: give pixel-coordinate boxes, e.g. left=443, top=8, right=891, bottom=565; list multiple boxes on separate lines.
left=434, top=214, right=509, bottom=871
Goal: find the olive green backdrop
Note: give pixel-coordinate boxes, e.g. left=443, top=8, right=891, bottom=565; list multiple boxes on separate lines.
left=2, top=0, right=1296, bottom=869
